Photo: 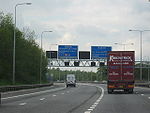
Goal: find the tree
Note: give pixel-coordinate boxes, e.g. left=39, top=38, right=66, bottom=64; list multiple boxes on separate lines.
left=0, top=12, right=48, bottom=85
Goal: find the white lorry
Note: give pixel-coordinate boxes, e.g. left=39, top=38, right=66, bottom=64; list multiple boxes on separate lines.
left=66, top=74, right=76, bottom=87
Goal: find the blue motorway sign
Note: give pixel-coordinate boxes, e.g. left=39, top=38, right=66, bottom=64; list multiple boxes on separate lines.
left=58, top=45, right=78, bottom=59
left=91, top=46, right=112, bottom=59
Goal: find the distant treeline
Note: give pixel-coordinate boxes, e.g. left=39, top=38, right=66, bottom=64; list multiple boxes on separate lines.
left=48, top=67, right=107, bottom=82
left=135, top=63, right=150, bottom=81
left=0, top=12, right=48, bottom=85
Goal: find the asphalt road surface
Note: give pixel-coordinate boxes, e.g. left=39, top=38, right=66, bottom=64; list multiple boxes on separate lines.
left=1, top=83, right=150, bottom=113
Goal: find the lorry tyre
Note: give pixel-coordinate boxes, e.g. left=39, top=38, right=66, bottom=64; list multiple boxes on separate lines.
left=108, top=89, right=113, bottom=94
left=129, top=89, right=133, bottom=94
left=124, top=89, right=128, bottom=93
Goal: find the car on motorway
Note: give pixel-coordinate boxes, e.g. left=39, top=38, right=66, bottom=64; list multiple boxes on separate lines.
left=66, top=74, right=76, bottom=87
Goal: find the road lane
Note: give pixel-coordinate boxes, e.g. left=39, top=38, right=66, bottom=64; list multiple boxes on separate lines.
left=0, top=84, right=102, bottom=113
left=2, top=83, right=150, bottom=113
left=94, top=84, right=150, bottom=113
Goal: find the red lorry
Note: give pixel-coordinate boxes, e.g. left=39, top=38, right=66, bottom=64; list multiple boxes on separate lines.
left=107, top=51, right=135, bottom=94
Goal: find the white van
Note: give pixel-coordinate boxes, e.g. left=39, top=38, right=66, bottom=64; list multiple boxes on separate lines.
left=66, top=74, right=76, bottom=87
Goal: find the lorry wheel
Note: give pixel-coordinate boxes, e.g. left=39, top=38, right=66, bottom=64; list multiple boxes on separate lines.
left=125, top=89, right=133, bottom=94
left=108, top=89, right=113, bottom=94
left=124, top=89, right=128, bottom=93
left=129, top=89, right=133, bottom=94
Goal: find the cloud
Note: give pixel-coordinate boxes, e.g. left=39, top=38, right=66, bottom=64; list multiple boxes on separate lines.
left=1, top=0, right=150, bottom=60
left=57, top=32, right=76, bottom=44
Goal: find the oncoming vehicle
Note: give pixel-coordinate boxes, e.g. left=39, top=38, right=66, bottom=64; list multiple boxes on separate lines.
left=66, top=74, right=76, bottom=87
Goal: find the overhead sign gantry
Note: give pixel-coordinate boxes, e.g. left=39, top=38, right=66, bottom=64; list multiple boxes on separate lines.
left=47, top=45, right=112, bottom=67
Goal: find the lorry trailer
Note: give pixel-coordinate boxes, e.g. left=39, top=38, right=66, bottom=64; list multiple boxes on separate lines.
left=107, top=51, right=135, bottom=94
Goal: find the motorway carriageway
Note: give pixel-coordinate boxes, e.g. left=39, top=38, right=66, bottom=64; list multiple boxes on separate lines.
left=1, top=83, right=150, bottom=113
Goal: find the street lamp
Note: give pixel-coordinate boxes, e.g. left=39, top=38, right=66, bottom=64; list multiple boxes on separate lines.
left=40, top=31, right=53, bottom=84
left=114, top=42, right=134, bottom=51
left=13, top=3, right=32, bottom=85
left=129, top=29, right=150, bottom=81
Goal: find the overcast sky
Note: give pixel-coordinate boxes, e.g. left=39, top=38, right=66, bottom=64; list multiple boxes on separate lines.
left=1, top=0, right=150, bottom=61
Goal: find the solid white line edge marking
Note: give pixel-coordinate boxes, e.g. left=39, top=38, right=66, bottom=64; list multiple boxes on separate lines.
left=2, top=87, right=65, bottom=100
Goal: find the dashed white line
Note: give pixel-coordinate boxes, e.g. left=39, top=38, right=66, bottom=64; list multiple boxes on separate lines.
left=88, top=108, right=93, bottom=111
left=84, top=111, right=91, bottom=113
left=61, top=93, right=65, bottom=95
left=148, top=97, right=150, bottom=99
left=19, top=103, right=26, bottom=106
left=141, top=94, right=144, bottom=96
left=96, top=100, right=101, bottom=102
left=52, top=94, right=56, bottom=97
left=84, top=86, right=104, bottom=113
left=92, top=104, right=97, bottom=107
left=40, top=98, right=45, bottom=101
left=90, top=106, right=95, bottom=109
left=94, top=102, right=99, bottom=105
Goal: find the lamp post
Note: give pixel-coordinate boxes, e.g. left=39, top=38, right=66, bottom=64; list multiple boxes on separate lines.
left=13, top=3, right=32, bottom=85
left=129, top=29, right=150, bottom=81
left=114, top=43, right=134, bottom=51
left=146, top=56, right=150, bottom=82
left=40, top=31, right=52, bottom=84
left=148, top=56, right=150, bottom=82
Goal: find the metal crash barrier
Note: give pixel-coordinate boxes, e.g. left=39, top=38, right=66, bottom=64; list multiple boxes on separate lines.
left=0, top=83, right=53, bottom=93
left=135, top=82, right=150, bottom=88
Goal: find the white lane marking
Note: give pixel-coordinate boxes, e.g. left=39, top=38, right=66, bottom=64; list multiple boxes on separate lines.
left=19, top=103, right=26, bottom=106
left=52, top=95, right=56, bottom=97
left=96, top=100, right=101, bottom=102
left=92, top=104, right=97, bottom=107
left=2, top=87, right=65, bottom=100
left=84, top=111, right=91, bottom=113
left=141, top=94, right=144, bottom=96
left=94, top=102, right=99, bottom=105
left=84, top=86, right=104, bottom=113
left=40, top=98, right=45, bottom=101
left=148, top=97, right=150, bottom=99
left=61, top=93, right=64, bottom=95
left=88, top=109, right=93, bottom=111
left=90, top=106, right=95, bottom=109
